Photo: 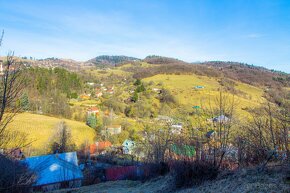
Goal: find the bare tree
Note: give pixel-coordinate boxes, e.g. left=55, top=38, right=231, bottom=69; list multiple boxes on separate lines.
left=202, top=88, right=237, bottom=169
left=239, top=102, right=290, bottom=168
left=0, top=31, right=35, bottom=193
left=140, top=121, right=175, bottom=163
left=0, top=31, right=27, bottom=150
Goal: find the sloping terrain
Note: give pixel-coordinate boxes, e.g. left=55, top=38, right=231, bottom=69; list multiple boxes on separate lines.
left=143, top=74, right=266, bottom=117
left=56, top=168, right=289, bottom=193
left=89, top=55, right=140, bottom=67
left=6, top=113, right=96, bottom=155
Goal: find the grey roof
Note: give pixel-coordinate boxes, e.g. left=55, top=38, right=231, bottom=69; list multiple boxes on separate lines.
left=22, top=152, right=83, bottom=186
left=212, top=115, right=229, bottom=122
left=206, top=130, right=216, bottom=138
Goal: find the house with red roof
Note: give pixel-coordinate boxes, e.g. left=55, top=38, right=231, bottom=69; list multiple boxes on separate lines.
left=87, top=107, right=100, bottom=116
left=90, top=141, right=112, bottom=155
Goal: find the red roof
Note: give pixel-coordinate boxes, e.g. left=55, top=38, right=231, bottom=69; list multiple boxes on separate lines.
left=88, top=107, right=99, bottom=112
left=90, top=141, right=112, bottom=154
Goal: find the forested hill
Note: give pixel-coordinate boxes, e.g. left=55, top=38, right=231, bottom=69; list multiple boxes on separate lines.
left=124, top=56, right=289, bottom=88
left=88, top=55, right=140, bottom=67
left=1, top=55, right=289, bottom=88
left=144, top=55, right=184, bottom=64
left=198, top=61, right=290, bottom=87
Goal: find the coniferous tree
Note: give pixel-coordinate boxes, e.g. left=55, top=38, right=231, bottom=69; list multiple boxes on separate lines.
left=20, top=93, right=30, bottom=111
left=86, top=114, right=97, bottom=129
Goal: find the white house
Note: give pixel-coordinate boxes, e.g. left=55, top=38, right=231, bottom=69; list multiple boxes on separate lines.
left=122, top=139, right=135, bottom=155
left=171, top=123, right=183, bottom=134
left=106, top=125, right=122, bottom=135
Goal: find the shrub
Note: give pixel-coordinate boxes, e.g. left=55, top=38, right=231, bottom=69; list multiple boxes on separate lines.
left=171, top=161, right=219, bottom=188
left=0, top=155, right=35, bottom=193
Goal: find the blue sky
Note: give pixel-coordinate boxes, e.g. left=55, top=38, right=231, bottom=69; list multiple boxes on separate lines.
left=0, top=0, right=289, bottom=72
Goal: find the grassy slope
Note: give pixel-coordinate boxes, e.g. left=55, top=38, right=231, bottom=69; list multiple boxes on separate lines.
left=143, top=74, right=266, bottom=117
left=57, top=168, right=289, bottom=193
left=7, top=113, right=96, bottom=153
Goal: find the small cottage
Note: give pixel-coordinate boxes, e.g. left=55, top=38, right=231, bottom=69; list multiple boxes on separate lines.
left=152, top=88, right=161, bottom=93
left=156, top=115, right=173, bottom=123
left=212, top=115, right=230, bottom=123
left=206, top=130, right=216, bottom=139
left=171, top=123, right=183, bottom=134
left=95, top=92, right=103, bottom=98
left=22, top=152, right=83, bottom=192
left=194, top=85, right=205, bottom=89
left=87, top=107, right=99, bottom=116
left=107, top=89, right=114, bottom=94
left=90, top=141, right=112, bottom=155
left=86, top=82, right=95, bottom=86
left=122, top=139, right=135, bottom=155
left=80, top=94, right=90, bottom=100
left=106, top=125, right=122, bottom=135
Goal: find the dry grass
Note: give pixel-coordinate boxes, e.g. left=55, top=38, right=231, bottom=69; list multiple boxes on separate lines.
left=6, top=113, right=96, bottom=154
left=143, top=74, right=266, bottom=117
left=56, top=167, right=289, bottom=193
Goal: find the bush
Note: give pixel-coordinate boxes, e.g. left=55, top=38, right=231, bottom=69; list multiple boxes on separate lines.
left=0, top=155, right=35, bottom=193
left=171, top=161, right=219, bottom=188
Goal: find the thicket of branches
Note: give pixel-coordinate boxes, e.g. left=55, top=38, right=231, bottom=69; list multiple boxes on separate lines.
left=0, top=31, right=35, bottom=192
left=137, top=87, right=289, bottom=188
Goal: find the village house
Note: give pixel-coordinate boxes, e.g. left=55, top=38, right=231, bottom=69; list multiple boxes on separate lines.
left=122, top=139, right=135, bottom=155
left=107, top=89, right=114, bottom=94
left=212, top=115, right=230, bottom=124
left=80, top=93, right=90, bottom=100
left=156, top=115, right=173, bottom=123
left=152, top=88, right=161, bottom=94
left=171, top=123, right=183, bottom=134
left=90, top=141, right=112, bottom=155
left=87, top=107, right=99, bottom=116
left=95, top=91, right=103, bottom=98
left=107, top=85, right=114, bottom=90
left=105, top=125, right=122, bottom=135
left=170, top=144, right=196, bottom=160
left=22, top=152, right=83, bottom=192
left=206, top=130, right=216, bottom=139
left=194, top=85, right=205, bottom=89
left=86, top=82, right=95, bottom=86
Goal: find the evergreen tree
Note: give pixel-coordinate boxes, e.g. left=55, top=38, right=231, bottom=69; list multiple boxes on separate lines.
left=86, top=114, right=97, bottom=129
left=20, top=93, right=30, bottom=111
left=134, top=79, right=141, bottom=86
left=132, top=92, right=138, bottom=102
left=49, top=121, right=76, bottom=153
left=136, top=83, right=145, bottom=93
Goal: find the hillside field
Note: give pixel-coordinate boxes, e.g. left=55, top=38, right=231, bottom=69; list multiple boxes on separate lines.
left=6, top=113, right=96, bottom=155
left=143, top=74, right=266, bottom=118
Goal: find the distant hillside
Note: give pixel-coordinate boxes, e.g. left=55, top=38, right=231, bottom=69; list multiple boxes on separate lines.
left=89, top=55, right=140, bottom=67
left=0, top=56, right=91, bottom=71
left=199, top=61, right=290, bottom=87
left=123, top=58, right=289, bottom=88
left=144, top=55, right=185, bottom=64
